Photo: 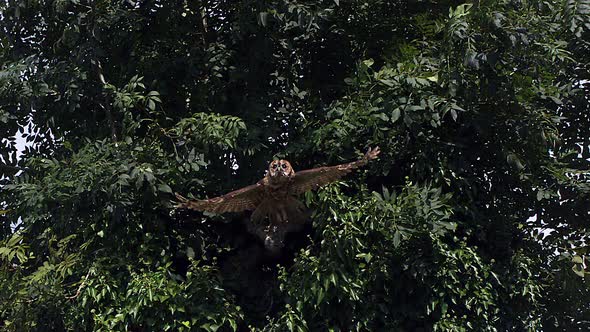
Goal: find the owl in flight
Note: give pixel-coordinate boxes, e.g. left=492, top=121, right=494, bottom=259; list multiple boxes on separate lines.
left=176, top=147, right=380, bottom=252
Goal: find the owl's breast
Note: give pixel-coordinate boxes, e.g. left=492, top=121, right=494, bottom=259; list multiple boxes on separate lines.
left=264, top=176, right=291, bottom=200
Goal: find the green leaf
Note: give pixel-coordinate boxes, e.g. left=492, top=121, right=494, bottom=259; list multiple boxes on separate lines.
left=548, top=96, right=563, bottom=105
left=363, top=59, right=374, bottom=68
left=373, top=113, right=389, bottom=121
left=7, top=234, right=21, bottom=247
left=158, top=183, right=173, bottom=194
left=426, top=74, right=438, bottom=82
left=259, top=12, right=268, bottom=26
left=450, top=109, right=457, bottom=121
left=572, top=265, right=585, bottom=277
left=391, top=108, right=401, bottom=123
left=393, top=231, right=401, bottom=248
left=187, top=247, right=195, bottom=259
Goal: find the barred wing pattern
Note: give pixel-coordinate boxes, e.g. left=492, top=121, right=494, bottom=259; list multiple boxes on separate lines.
left=175, top=182, right=265, bottom=213
left=290, top=147, right=380, bottom=195
left=290, top=161, right=365, bottom=195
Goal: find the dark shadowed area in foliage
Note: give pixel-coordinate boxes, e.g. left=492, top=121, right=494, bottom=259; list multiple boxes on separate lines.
left=1, top=0, right=589, bottom=331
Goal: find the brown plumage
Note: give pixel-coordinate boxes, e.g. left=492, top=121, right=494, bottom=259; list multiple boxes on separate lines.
left=175, top=147, right=380, bottom=252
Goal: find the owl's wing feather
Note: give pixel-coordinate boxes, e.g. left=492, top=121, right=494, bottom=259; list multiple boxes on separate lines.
left=175, top=181, right=265, bottom=213
left=290, top=163, right=361, bottom=195
left=290, top=147, right=380, bottom=195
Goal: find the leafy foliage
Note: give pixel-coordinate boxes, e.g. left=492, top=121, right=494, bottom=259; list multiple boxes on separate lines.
left=1, top=0, right=589, bottom=331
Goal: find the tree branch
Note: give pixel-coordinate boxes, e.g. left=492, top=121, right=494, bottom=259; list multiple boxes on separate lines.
left=0, top=164, right=25, bottom=175
left=94, top=59, right=118, bottom=142
left=99, top=103, right=118, bottom=142
left=188, top=1, right=209, bottom=47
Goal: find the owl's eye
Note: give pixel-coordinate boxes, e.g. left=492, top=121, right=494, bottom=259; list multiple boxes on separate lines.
left=281, top=164, right=287, bottom=169
left=272, top=164, right=277, bottom=169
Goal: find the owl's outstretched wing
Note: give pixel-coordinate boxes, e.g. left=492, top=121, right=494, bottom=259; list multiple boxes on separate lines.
left=290, top=147, right=380, bottom=195
left=175, top=181, right=265, bottom=213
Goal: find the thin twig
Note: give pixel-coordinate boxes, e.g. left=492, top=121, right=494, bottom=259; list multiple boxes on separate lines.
left=66, top=269, right=92, bottom=300
left=94, top=59, right=118, bottom=142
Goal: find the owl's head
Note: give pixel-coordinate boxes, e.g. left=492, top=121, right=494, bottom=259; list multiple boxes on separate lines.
left=268, top=159, right=294, bottom=177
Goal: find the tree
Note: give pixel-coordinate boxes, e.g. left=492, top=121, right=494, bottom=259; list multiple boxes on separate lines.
left=1, top=0, right=589, bottom=330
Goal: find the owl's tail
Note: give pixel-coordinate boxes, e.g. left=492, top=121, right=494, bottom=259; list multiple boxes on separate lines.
left=249, top=197, right=309, bottom=252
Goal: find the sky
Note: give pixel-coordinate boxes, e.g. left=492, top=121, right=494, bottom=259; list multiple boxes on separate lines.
left=14, top=130, right=26, bottom=159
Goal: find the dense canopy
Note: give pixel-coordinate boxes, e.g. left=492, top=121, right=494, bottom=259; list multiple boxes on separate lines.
left=1, top=0, right=589, bottom=331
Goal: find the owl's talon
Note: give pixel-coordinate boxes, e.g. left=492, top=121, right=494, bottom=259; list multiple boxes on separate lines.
left=365, top=146, right=381, bottom=160
left=264, top=234, right=284, bottom=252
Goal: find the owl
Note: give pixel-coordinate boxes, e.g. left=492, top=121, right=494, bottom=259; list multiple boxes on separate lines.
left=176, top=147, right=380, bottom=252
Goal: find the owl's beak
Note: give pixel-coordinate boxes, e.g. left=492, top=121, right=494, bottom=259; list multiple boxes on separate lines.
left=269, top=169, right=283, bottom=177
